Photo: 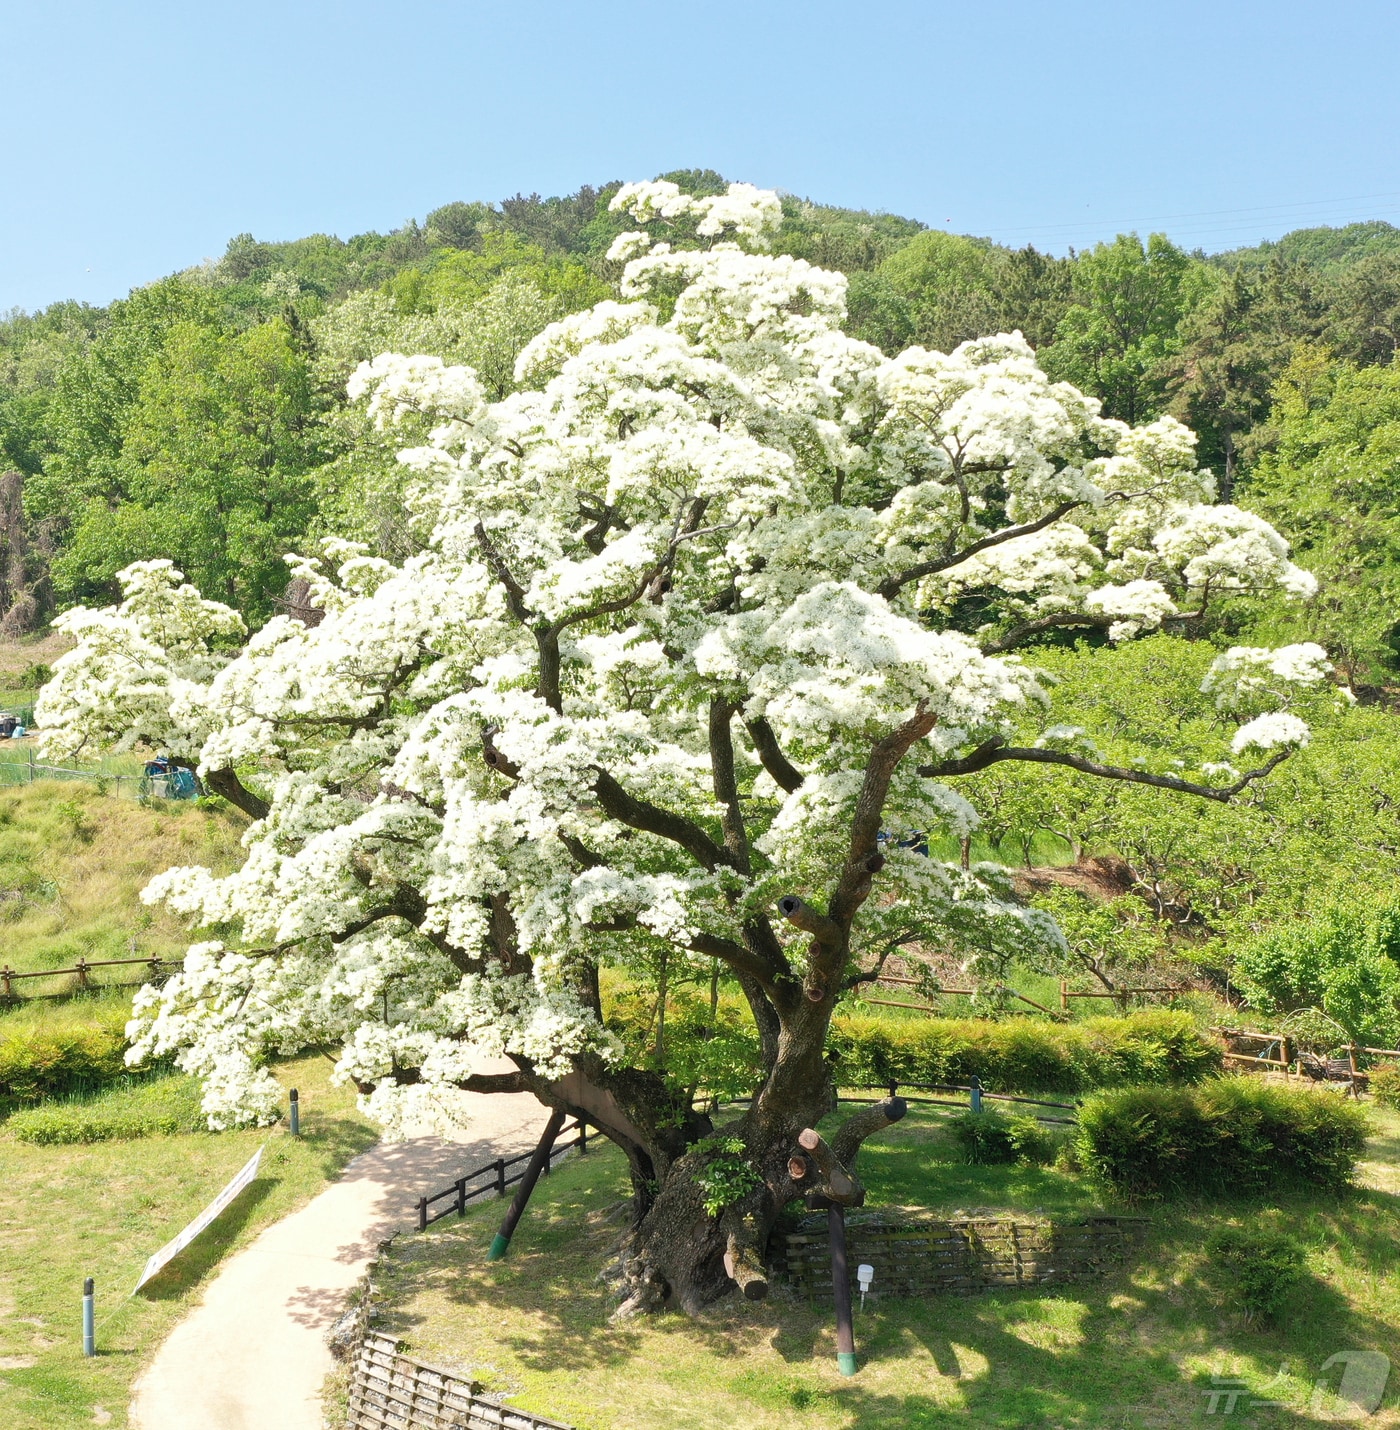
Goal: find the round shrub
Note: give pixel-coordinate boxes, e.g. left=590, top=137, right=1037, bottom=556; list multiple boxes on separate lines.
left=1205, top=1226, right=1308, bottom=1323
left=950, top=1109, right=1056, bottom=1165
left=1370, top=1062, right=1400, bottom=1110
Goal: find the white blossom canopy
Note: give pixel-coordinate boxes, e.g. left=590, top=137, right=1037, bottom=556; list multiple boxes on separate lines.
left=38, top=183, right=1322, bottom=1130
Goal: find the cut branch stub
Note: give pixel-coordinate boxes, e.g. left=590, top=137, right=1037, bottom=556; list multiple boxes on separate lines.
left=787, top=1153, right=811, bottom=1181
left=481, top=727, right=520, bottom=779
left=830, top=1096, right=908, bottom=1170
left=797, top=1127, right=860, bottom=1204
left=723, top=1230, right=770, bottom=1301
left=777, top=895, right=842, bottom=950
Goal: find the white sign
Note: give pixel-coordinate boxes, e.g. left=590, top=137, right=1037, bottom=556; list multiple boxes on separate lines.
left=134, top=1147, right=263, bottom=1292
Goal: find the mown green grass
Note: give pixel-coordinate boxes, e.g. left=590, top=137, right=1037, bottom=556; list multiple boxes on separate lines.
left=0, top=782, right=245, bottom=983
left=0, top=1055, right=378, bottom=1429
left=360, top=1103, right=1400, bottom=1430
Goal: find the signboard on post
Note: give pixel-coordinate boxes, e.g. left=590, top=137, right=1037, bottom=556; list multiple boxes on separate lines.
left=133, top=1147, right=263, bottom=1292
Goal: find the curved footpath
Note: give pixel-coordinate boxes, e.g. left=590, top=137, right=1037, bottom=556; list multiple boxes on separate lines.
left=130, top=1088, right=550, bottom=1430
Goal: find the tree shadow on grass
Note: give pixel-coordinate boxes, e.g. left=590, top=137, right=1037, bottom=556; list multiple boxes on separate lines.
left=378, top=1146, right=1400, bottom=1428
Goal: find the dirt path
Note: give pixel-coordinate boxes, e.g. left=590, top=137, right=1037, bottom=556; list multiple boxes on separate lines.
left=129, top=1089, right=549, bottom=1430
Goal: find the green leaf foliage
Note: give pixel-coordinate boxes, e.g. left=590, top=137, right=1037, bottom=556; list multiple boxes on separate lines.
left=6, top=1074, right=205, bottom=1144
left=1074, top=1078, right=1369, bottom=1198
left=829, top=1009, right=1220, bottom=1094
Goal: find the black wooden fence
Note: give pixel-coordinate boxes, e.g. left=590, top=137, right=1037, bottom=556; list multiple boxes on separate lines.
left=415, top=1117, right=589, bottom=1231
left=838, top=1079, right=1080, bottom=1125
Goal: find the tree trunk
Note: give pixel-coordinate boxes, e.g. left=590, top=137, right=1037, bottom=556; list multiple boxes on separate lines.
left=592, top=1039, right=907, bottom=1316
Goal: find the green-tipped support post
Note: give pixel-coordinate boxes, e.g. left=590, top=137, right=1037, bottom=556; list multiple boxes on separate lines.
left=487, top=1108, right=566, bottom=1261
left=289, top=1087, right=300, bottom=1137
left=82, top=1277, right=95, bottom=1358
left=828, top=1205, right=857, bottom=1375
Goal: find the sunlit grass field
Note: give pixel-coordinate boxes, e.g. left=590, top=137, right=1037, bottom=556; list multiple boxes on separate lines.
left=0, top=1056, right=377, bottom=1430
left=358, top=1103, right=1400, bottom=1430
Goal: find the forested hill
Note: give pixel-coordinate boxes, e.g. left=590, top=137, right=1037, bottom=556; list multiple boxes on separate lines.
left=4, top=168, right=1400, bottom=681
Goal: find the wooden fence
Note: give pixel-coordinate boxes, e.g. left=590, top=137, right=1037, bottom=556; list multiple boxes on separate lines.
left=0, top=955, right=178, bottom=1001
left=838, top=1080, right=1078, bottom=1125
left=349, top=1331, right=574, bottom=1430
left=414, top=1118, right=589, bottom=1231
left=864, top=973, right=1190, bottom=1020
left=777, top=1211, right=1147, bottom=1300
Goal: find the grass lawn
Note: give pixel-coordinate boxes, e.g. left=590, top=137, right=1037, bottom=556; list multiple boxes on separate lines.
left=0, top=782, right=246, bottom=983
left=0, top=1054, right=378, bottom=1429
left=358, top=1102, right=1400, bottom=1430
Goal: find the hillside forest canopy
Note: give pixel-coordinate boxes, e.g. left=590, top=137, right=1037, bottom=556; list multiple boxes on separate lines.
left=31, top=176, right=1388, bottom=1315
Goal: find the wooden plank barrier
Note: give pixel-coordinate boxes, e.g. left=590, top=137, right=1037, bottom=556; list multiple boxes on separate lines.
left=349, top=1332, right=574, bottom=1430
left=777, top=1211, right=1147, bottom=1301
left=0, top=955, right=177, bottom=1001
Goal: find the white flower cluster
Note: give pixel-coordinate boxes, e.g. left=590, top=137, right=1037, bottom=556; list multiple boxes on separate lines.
left=1231, top=711, right=1311, bottom=754
left=38, top=180, right=1319, bottom=1133
left=610, top=179, right=784, bottom=244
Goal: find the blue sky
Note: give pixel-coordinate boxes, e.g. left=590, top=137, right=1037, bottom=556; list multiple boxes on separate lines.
left=3, top=0, right=1399, bottom=312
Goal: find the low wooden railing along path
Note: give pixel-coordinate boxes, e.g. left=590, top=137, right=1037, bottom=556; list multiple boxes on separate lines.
left=0, top=954, right=178, bottom=1000
left=413, top=1116, right=590, bottom=1232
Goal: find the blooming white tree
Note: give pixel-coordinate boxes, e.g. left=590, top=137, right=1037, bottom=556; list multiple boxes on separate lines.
left=38, top=181, right=1323, bottom=1313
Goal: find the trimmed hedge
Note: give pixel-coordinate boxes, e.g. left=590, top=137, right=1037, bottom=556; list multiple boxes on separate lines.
left=6, top=1075, right=205, bottom=1144
left=830, top=1009, right=1220, bottom=1093
left=949, top=1109, right=1055, bottom=1165
left=1075, top=1078, right=1370, bottom=1198
left=0, top=1021, right=129, bottom=1101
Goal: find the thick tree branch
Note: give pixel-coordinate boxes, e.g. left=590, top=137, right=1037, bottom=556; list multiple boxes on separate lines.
left=918, top=738, right=1293, bottom=803
left=796, top=1127, right=861, bottom=1205
left=454, top=1070, right=530, bottom=1094
left=593, top=769, right=727, bottom=870
left=981, top=606, right=1204, bottom=655
left=744, top=716, right=804, bottom=794
left=472, top=521, right=531, bottom=624
left=876, top=501, right=1082, bottom=600
left=709, top=697, right=751, bottom=874
left=827, top=704, right=937, bottom=930
left=830, top=1096, right=908, bottom=1168
left=200, top=766, right=270, bottom=821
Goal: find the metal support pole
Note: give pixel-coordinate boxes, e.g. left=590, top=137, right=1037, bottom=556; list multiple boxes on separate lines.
left=828, top=1206, right=857, bottom=1375
left=970, top=1076, right=983, bottom=1114
left=578, top=1118, right=588, bottom=1155
left=82, top=1278, right=95, bottom=1357
left=289, top=1087, right=300, bottom=1137
left=455, top=1177, right=467, bottom=1216
left=488, top=1109, right=566, bottom=1261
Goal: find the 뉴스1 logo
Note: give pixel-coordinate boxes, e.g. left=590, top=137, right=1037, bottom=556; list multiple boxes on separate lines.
left=1204, top=1352, right=1390, bottom=1419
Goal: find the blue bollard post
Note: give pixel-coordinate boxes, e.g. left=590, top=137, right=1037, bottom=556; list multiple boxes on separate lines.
left=970, top=1076, right=983, bottom=1114
left=82, top=1278, right=95, bottom=1357
left=289, top=1087, right=300, bottom=1137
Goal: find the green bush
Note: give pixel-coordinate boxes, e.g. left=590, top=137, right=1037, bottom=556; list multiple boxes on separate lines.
left=1370, top=1062, right=1400, bottom=1110
left=6, top=1074, right=205, bottom=1143
left=1205, top=1226, right=1309, bottom=1322
left=829, top=1009, right=1220, bottom=1094
left=0, top=1020, right=129, bottom=1101
left=1076, top=1077, right=1370, bottom=1198
left=950, top=1109, right=1055, bottom=1165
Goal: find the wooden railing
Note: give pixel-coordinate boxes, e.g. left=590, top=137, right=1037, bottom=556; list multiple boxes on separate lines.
left=0, top=955, right=178, bottom=1000
left=862, top=974, right=1190, bottom=1020
left=839, top=1080, right=1079, bottom=1125
left=414, top=1117, right=589, bottom=1232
